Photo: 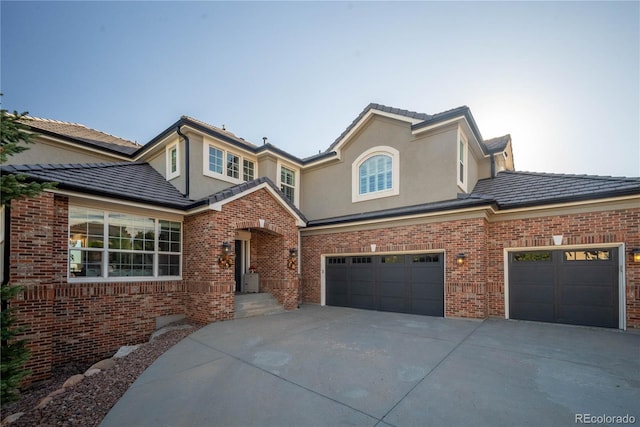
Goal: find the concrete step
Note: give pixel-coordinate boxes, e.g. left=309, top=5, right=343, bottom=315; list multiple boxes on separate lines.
left=235, top=293, right=285, bottom=319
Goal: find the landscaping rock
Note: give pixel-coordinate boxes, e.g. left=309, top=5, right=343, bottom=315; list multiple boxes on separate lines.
left=89, top=358, right=115, bottom=371
left=35, top=396, right=52, bottom=410
left=84, top=368, right=101, bottom=377
left=62, top=374, right=85, bottom=388
left=1, top=412, right=24, bottom=425
left=150, top=324, right=193, bottom=340
left=113, top=345, right=140, bottom=358
left=46, top=388, right=66, bottom=398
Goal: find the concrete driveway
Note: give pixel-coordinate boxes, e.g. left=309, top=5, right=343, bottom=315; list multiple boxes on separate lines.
left=102, top=305, right=640, bottom=427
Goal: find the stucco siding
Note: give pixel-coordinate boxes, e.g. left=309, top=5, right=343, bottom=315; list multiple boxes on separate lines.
left=6, top=138, right=126, bottom=165
left=301, top=117, right=461, bottom=221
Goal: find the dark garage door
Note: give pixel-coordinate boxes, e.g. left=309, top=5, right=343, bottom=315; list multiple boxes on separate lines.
left=326, top=254, right=444, bottom=316
left=509, top=248, right=619, bottom=328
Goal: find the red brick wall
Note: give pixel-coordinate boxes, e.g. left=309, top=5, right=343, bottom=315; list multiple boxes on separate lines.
left=487, top=208, right=640, bottom=329
left=301, top=217, right=489, bottom=318
left=9, top=194, right=188, bottom=383
left=301, top=207, right=640, bottom=329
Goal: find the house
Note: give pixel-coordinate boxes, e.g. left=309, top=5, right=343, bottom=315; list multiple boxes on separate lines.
left=2, top=103, right=639, bottom=384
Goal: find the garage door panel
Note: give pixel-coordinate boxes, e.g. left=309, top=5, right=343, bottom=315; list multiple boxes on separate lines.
left=412, top=283, right=443, bottom=300
left=326, top=253, right=444, bottom=317
left=510, top=284, right=554, bottom=303
left=559, top=285, right=616, bottom=306
left=509, top=248, right=619, bottom=328
left=379, top=297, right=407, bottom=313
left=558, top=306, right=617, bottom=328
left=350, top=294, right=376, bottom=310
left=510, top=302, right=555, bottom=322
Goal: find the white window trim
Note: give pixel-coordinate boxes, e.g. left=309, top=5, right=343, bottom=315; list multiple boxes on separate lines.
left=457, top=129, right=468, bottom=192
left=202, top=141, right=257, bottom=185
left=277, top=160, right=300, bottom=207
left=166, top=142, right=180, bottom=181
left=352, top=146, right=400, bottom=203
left=67, top=207, right=182, bottom=283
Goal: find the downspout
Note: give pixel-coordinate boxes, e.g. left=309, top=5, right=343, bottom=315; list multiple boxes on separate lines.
left=176, top=126, right=190, bottom=198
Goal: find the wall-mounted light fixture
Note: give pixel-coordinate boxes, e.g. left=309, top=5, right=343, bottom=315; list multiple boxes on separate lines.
left=287, top=248, right=298, bottom=270
left=218, top=242, right=233, bottom=269
left=631, top=248, right=640, bottom=263
left=455, top=253, right=466, bottom=266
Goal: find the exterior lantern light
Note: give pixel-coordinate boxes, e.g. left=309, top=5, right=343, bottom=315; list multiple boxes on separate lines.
left=632, top=248, right=640, bottom=263
left=218, top=242, right=233, bottom=269
left=455, top=253, right=466, bottom=266
left=287, top=248, right=298, bottom=270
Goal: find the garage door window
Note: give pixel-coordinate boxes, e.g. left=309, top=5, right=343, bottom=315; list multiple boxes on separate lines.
left=412, top=254, right=440, bottom=263
left=564, top=250, right=610, bottom=261
left=512, top=251, right=551, bottom=262
left=328, top=257, right=346, bottom=264
left=382, top=255, right=404, bottom=264
left=352, top=257, right=372, bottom=264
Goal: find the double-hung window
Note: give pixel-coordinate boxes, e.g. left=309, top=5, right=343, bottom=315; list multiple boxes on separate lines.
left=457, top=132, right=468, bottom=191
left=166, top=142, right=180, bottom=180
left=204, top=143, right=256, bottom=184
left=69, top=207, right=181, bottom=280
left=280, top=166, right=296, bottom=204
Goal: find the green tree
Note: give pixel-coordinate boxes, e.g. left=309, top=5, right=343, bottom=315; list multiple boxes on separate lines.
left=1, top=103, right=55, bottom=403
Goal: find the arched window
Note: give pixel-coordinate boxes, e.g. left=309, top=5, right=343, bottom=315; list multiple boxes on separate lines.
left=352, top=146, right=399, bottom=202
left=359, top=155, right=392, bottom=194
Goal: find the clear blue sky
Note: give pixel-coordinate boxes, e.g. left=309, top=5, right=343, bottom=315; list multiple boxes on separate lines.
left=2, top=1, right=639, bottom=176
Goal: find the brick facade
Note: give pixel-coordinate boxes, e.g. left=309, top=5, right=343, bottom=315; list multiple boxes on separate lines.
left=301, top=207, right=640, bottom=329
left=8, top=188, right=302, bottom=384
left=6, top=189, right=638, bottom=385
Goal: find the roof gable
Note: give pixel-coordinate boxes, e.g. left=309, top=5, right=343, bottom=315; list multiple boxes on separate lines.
left=205, top=177, right=307, bottom=227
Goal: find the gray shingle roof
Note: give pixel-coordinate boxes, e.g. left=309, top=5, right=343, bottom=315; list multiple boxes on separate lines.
left=483, top=135, right=511, bottom=153
left=306, top=195, right=493, bottom=227
left=0, top=162, right=196, bottom=209
left=23, top=117, right=141, bottom=155
left=472, top=171, right=640, bottom=209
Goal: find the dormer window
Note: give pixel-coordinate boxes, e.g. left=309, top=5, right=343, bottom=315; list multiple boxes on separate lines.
left=166, top=142, right=180, bottom=180
left=352, top=146, right=399, bottom=203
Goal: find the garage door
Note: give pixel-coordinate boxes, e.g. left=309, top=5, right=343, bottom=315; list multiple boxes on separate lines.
left=326, top=254, right=444, bottom=316
left=509, top=248, right=619, bottom=328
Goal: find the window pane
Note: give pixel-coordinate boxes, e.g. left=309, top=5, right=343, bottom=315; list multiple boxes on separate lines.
left=564, top=250, right=611, bottom=261
left=108, top=213, right=154, bottom=252
left=170, top=147, right=177, bottom=173
left=227, top=153, right=240, bottom=178
left=243, top=159, right=255, bottom=181
left=69, top=207, right=103, bottom=248
left=280, top=167, right=295, bottom=203
left=209, top=146, right=223, bottom=174
left=359, top=155, right=392, bottom=194
left=512, top=252, right=551, bottom=262
left=159, top=220, right=181, bottom=253
left=70, top=250, right=102, bottom=277
left=108, top=252, right=153, bottom=277
left=159, top=254, right=180, bottom=276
